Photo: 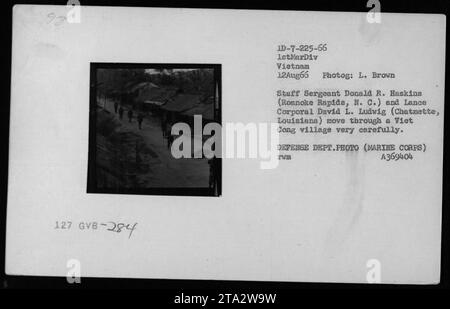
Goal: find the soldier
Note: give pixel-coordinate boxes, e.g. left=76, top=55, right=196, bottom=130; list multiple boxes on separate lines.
left=114, top=101, right=119, bottom=114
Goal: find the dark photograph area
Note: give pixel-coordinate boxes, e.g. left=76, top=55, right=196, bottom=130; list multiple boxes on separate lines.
left=87, top=63, right=221, bottom=196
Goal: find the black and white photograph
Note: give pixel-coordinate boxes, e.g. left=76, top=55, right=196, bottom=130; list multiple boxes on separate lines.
left=87, top=63, right=221, bottom=196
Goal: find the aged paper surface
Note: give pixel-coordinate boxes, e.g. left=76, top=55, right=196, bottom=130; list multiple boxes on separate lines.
left=6, top=5, right=445, bottom=284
